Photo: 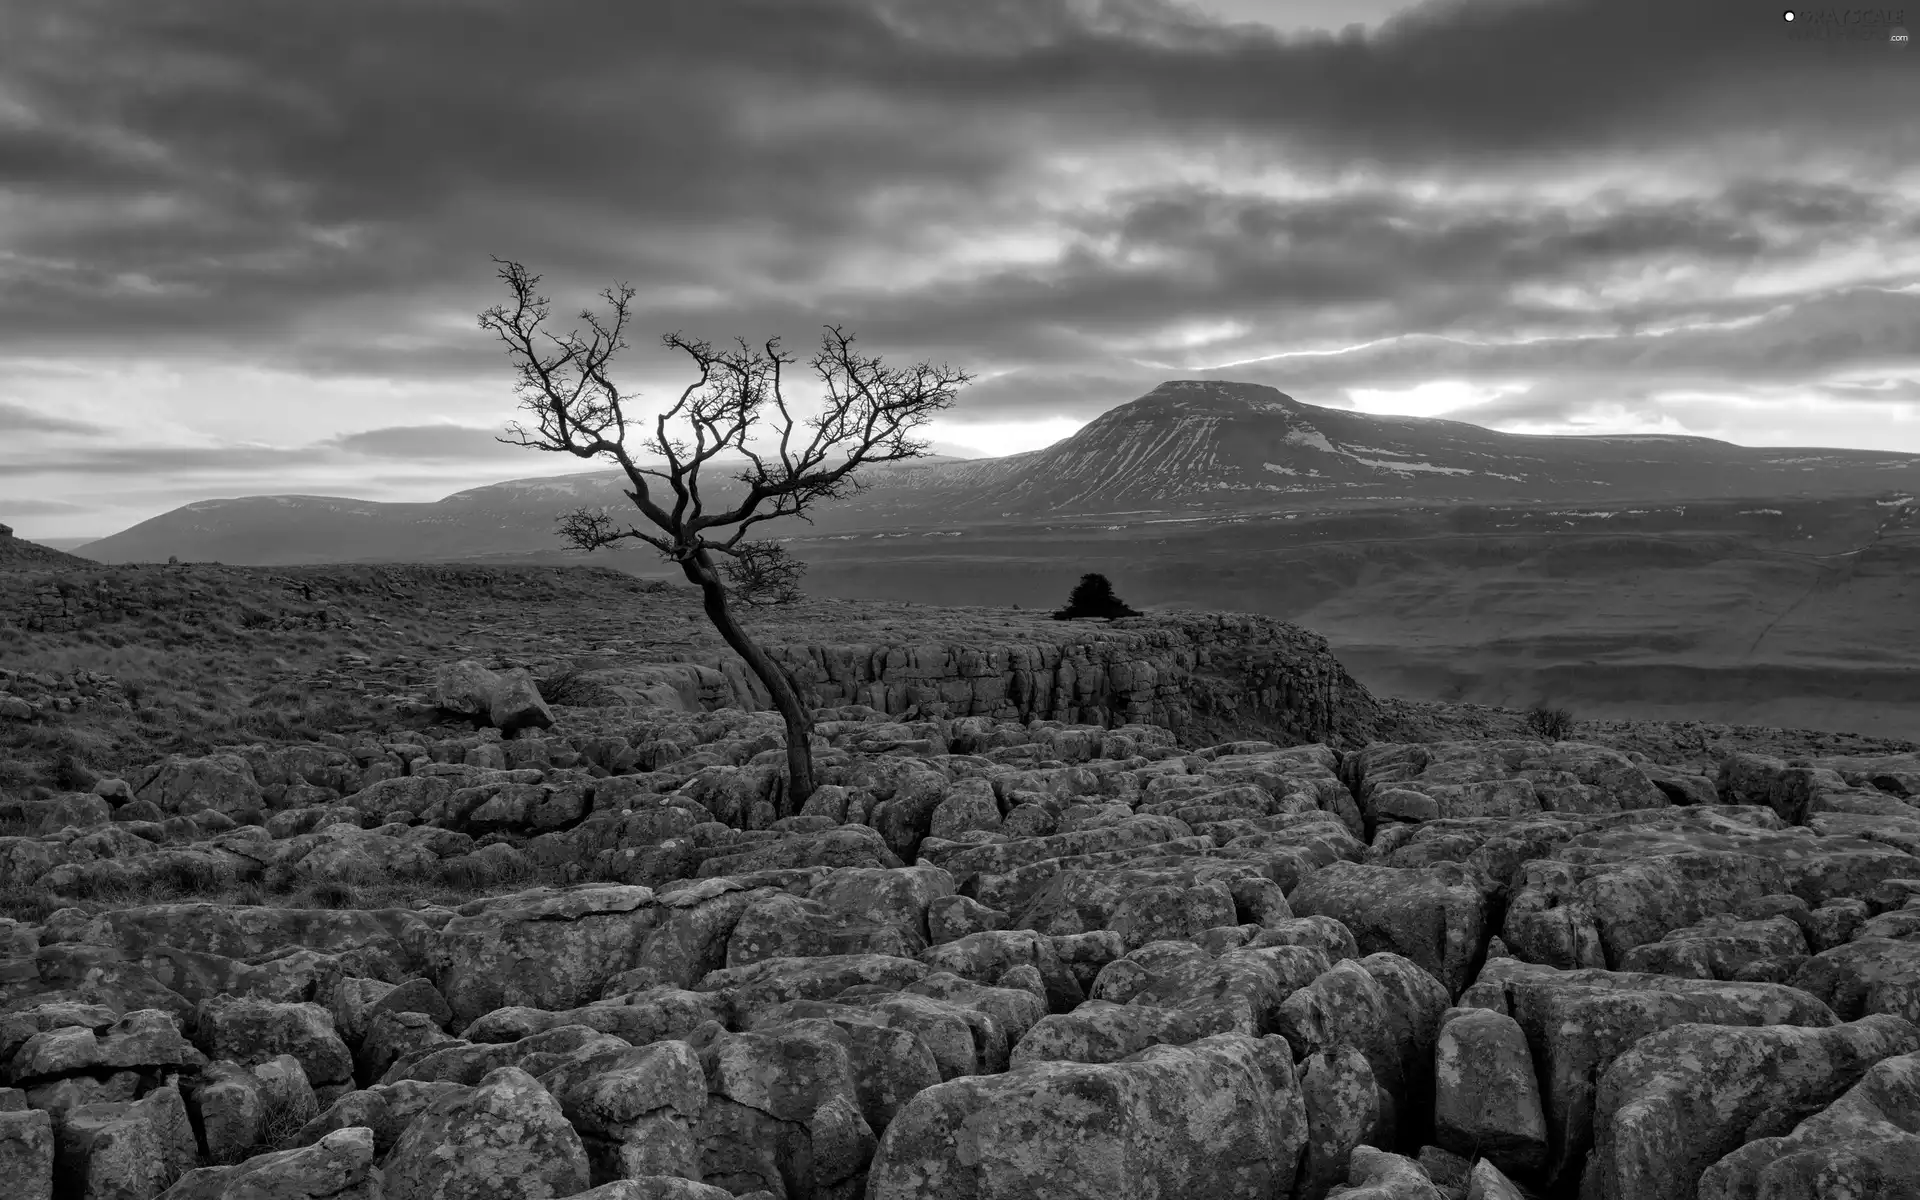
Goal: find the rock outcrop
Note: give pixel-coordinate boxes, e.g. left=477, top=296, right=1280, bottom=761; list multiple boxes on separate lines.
left=4, top=632, right=1920, bottom=1199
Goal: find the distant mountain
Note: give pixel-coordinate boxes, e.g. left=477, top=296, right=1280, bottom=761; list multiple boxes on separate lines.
left=78, top=380, right=1920, bottom=565
left=32, top=537, right=102, bottom=553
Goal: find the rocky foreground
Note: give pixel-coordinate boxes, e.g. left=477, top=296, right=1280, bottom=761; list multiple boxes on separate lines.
left=4, top=663, right=1920, bottom=1200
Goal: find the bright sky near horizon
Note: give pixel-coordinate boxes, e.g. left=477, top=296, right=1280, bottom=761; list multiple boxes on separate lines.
left=3, top=0, right=1918, bottom=539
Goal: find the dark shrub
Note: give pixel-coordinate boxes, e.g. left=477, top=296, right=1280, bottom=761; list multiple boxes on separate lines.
left=1525, top=704, right=1576, bottom=742
left=1051, top=573, right=1142, bottom=620
left=536, top=665, right=600, bottom=707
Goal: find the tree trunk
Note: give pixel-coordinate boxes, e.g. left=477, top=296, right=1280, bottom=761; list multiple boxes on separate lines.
left=682, top=547, right=815, bottom=815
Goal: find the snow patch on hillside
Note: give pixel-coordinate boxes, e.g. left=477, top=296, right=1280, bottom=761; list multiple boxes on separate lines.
left=1284, top=428, right=1338, bottom=453
left=1350, top=457, right=1475, bottom=476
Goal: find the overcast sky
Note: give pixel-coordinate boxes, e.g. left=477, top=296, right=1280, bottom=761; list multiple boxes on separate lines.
left=3, top=0, right=1917, bottom=539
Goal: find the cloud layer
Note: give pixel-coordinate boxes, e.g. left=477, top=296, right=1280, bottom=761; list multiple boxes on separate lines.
left=3, top=0, right=1917, bottom=536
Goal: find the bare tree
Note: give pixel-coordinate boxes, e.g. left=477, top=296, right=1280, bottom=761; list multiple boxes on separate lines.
left=479, top=258, right=972, bottom=812
left=722, top=540, right=808, bottom=607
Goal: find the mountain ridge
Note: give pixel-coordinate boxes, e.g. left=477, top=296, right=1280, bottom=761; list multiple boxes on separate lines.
left=71, top=379, right=1920, bottom=564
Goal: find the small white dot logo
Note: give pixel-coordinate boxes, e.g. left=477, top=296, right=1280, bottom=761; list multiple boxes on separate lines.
left=1783, top=9, right=1794, bottom=19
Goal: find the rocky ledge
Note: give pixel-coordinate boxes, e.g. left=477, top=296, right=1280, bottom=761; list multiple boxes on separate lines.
left=3, top=678, right=1920, bottom=1199
left=568, top=607, right=1396, bottom=751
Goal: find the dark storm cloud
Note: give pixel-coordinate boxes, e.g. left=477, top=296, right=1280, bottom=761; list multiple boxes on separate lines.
left=0, top=443, right=330, bottom=478
left=0, top=399, right=105, bottom=436
left=893, top=185, right=1794, bottom=342
left=1, top=423, right=545, bottom=477
left=1222, top=288, right=1920, bottom=394
left=942, top=286, right=1920, bottom=426
left=2, top=0, right=1911, bottom=375
left=321, top=425, right=532, bottom=461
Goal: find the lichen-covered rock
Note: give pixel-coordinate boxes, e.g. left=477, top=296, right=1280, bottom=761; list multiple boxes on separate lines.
left=696, top=953, right=930, bottom=1022
left=868, top=1032, right=1306, bottom=1200
left=1325, top=1146, right=1444, bottom=1199
left=1698, top=1048, right=1920, bottom=1199
left=929, top=779, right=1003, bottom=840
left=33, top=657, right=1920, bottom=1200
left=723, top=891, right=924, bottom=967
left=1790, top=937, right=1920, bottom=1023
left=917, top=816, right=1197, bottom=896
left=56, top=1085, right=197, bottom=1200
left=558, top=1179, right=737, bottom=1200
left=1276, top=953, right=1448, bottom=1114
left=536, top=1038, right=707, bottom=1187
left=382, top=1024, right=630, bottom=1088
left=896, top=972, right=1046, bottom=1048
left=1432, top=1008, right=1547, bottom=1176
left=319, top=970, right=452, bottom=1051
left=1482, top=958, right=1841, bottom=1186
left=1502, top=824, right=1920, bottom=969
left=840, top=991, right=1009, bottom=1080
left=464, top=989, right=725, bottom=1049
left=1620, top=913, right=1808, bottom=981
left=805, top=865, right=955, bottom=944
left=1300, top=1044, right=1381, bottom=1200
left=490, top=669, right=557, bottom=734
left=131, top=754, right=265, bottom=820
left=6, top=1007, right=205, bottom=1086
left=1289, top=861, right=1496, bottom=998
left=383, top=1065, right=591, bottom=1200
left=192, top=997, right=353, bottom=1093
left=101, top=903, right=440, bottom=978
left=1589, top=1014, right=1920, bottom=1200
left=693, top=1018, right=875, bottom=1200
left=1343, top=740, right=1664, bottom=819
left=0, top=1107, right=53, bottom=1200
left=1010, top=999, right=1226, bottom=1068
left=190, top=1060, right=268, bottom=1163
left=1013, top=859, right=1289, bottom=952
left=159, top=1124, right=378, bottom=1200
left=925, top=894, right=1005, bottom=944
left=1464, top=1158, right=1526, bottom=1200
left=432, top=885, right=663, bottom=1027
left=288, top=1079, right=468, bottom=1158
left=738, top=1000, right=943, bottom=1135
left=917, top=930, right=1084, bottom=1013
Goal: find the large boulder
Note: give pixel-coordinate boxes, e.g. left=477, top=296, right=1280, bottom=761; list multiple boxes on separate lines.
left=1698, top=1048, right=1920, bottom=1199
left=383, top=1065, right=590, bottom=1200
left=1289, top=861, right=1497, bottom=998
left=130, top=755, right=265, bottom=820
left=191, top=997, right=353, bottom=1095
left=433, top=886, right=664, bottom=1027
left=536, top=1039, right=707, bottom=1187
left=158, top=1125, right=379, bottom=1200
left=1299, top=1044, right=1382, bottom=1200
left=432, top=660, right=555, bottom=734
left=0, top=1106, right=53, bottom=1200
left=1475, top=959, right=1842, bottom=1187
left=693, top=1019, right=874, bottom=1200
left=1588, top=1014, right=1920, bottom=1200
left=1432, top=1009, right=1547, bottom=1177
left=868, top=1032, right=1307, bottom=1200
